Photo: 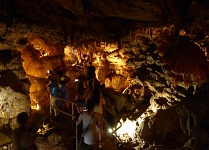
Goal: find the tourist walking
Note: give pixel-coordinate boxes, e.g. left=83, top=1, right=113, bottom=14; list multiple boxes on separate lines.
left=92, top=84, right=106, bottom=148
left=77, top=100, right=100, bottom=150
left=87, top=62, right=96, bottom=90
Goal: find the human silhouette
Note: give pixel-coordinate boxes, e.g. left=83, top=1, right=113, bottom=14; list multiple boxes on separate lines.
left=60, top=77, right=70, bottom=110
left=92, top=84, right=106, bottom=148
left=87, top=62, right=96, bottom=90
left=77, top=100, right=100, bottom=150
left=13, top=112, right=37, bottom=150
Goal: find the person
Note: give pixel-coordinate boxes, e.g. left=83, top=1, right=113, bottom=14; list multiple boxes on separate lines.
left=87, top=62, right=96, bottom=90
left=13, top=112, right=37, bottom=150
left=60, top=76, right=70, bottom=110
left=92, top=84, right=106, bottom=148
left=83, top=61, right=88, bottom=77
left=76, top=76, right=92, bottom=113
left=48, top=71, right=60, bottom=117
left=77, top=100, right=100, bottom=150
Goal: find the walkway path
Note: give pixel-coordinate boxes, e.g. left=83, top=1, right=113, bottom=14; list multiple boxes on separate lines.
left=49, top=64, right=116, bottom=149
left=51, top=111, right=116, bottom=150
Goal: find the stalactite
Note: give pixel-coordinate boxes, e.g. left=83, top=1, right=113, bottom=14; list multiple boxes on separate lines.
left=178, top=111, right=187, bottom=134
left=187, top=116, right=192, bottom=136
left=145, top=27, right=149, bottom=36
left=169, top=25, right=175, bottom=35
left=150, top=27, right=153, bottom=40
left=131, top=30, right=136, bottom=41
left=117, top=37, right=122, bottom=49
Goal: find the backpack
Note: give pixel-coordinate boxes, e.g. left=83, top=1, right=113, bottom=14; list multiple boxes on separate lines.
left=50, top=81, right=60, bottom=97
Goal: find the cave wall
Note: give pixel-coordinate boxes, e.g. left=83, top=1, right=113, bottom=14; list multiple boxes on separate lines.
left=88, top=26, right=209, bottom=149
left=0, top=50, right=30, bottom=130
left=0, top=20, right=209, bottom=149
left=0, top=0, right=209, bottom=149
left=138, top=107, right=190, bottom=148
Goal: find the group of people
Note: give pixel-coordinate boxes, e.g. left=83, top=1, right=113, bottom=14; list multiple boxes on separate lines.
left=46, top=60, right=96, bottom=115
left=11, top=59, right=106, bottom=150
left=75, top=61, right=107, bottom=149
left=76, top=83, right=106, bottom=150
left=46, top=61, right=106, bottom=149
left=46, top=67, right=70, bottom=117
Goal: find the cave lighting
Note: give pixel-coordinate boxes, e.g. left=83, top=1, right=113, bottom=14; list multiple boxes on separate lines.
left=33, top=44, right=41, bottom=50
left=31, top=99, right=40, bottom=110
left=37, top=122, right=53, bottom=135
left=40, top=52, right=49, bottom=57
left=31, top=41, right=50, bottom=58
left=116, top=117, right=143, bottom=141
left=75, top=79, right=79, bottom=82
left=31, top=103, right=40, bottom=110
left=64, top=45, right=72, bottom=54
left=108, top=128, right=113, bottom=133
left=36, top=103, right=40, bottom=110
left=96, top=56, right=100, bottom=63
left=151, top=104, right=158, bottom=113
left=64, top=45, right=77, bottom=61
left=106, top=53, right=127, bottom=66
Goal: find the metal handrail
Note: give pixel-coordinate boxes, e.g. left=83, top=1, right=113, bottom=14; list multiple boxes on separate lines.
left=55, top=97, right=77, bottom=105
left=47, top=64, right=120, bottom=149
left=50, top=96, right=79, bottom=149
left=67, top=64, right=84, bottom=74
left=50, top=96, right=77, bottom=120
left=50, top=97, right=121, bottom=150
left=102, top=109, right=121, bottom=150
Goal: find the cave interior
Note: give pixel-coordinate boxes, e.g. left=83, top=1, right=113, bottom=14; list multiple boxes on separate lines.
left=1, top=0, right=209, bottom=150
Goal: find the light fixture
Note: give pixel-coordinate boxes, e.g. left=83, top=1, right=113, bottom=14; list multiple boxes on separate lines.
left=75, top=79, right=79, bottom=82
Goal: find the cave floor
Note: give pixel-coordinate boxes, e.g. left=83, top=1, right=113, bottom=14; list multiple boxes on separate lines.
left=0, top=112, right=115, bottom=150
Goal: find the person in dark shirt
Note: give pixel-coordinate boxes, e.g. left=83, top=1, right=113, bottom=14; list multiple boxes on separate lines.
left=77, top=76, right=92, bottom=113
left=87, top=62, right=96, bottom=90
left=60, top=77, right=70, bottom=110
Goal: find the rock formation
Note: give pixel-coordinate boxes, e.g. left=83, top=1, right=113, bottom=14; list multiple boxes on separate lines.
left=0, top=0, right=209, bottom=149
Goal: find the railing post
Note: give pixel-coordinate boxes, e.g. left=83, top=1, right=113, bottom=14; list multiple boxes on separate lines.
left=76, top=122, right=78, bottom=150
left=115, top=124, right=117, bottom=150
left=50, top=97, right=52, bottom=117
left=72, top=103, right=74, bottom=130
left=72, top=103, right=74, bottom=121
left=49, top=96, right=80, bottom=150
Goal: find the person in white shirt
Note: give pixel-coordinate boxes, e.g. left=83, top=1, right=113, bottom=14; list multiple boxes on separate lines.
left=77, top=100, right=100, bottom=150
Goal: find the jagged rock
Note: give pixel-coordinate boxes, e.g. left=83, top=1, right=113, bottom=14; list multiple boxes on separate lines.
left=161, top=36, right=209, bottom=87
left=0, top=50, right=30, bottom=129
left=183, top=138, right=195, bottom=149
left=0, top=0, right=208, bottom=149
left=138, top=107, right=190, bottom=148
left=35, top=133, right=66, bottom=150
left=21, top=44, right=63, bottom=78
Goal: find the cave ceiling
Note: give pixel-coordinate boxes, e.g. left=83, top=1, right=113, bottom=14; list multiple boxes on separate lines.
left=0, top=0, right=209, bottom=42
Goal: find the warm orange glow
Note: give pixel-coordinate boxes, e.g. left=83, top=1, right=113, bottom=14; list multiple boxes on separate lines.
left=31, top=99, right=40, bottom=110
left=64, top=45, right=78, bottom=61
left=37, top=122, right=53, bottom=135
left=30, top=38, right=50, bottom=58
left=40, top=52, right=50, bottom=57
left=116, top=117, right=143, bottom=141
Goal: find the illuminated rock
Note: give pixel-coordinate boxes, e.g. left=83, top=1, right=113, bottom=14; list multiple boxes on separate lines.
left=0, top=50, right=30, bottom=129
left=138, top=108, right=190, bottom=147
